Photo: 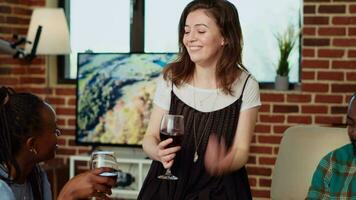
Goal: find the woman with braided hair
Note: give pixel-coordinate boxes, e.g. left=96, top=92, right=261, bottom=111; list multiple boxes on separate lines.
left=0, top=86, right=116, bottom=200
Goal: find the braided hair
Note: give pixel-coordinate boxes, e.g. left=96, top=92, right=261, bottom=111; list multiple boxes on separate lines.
left=0, top=86, right=45, bottom=200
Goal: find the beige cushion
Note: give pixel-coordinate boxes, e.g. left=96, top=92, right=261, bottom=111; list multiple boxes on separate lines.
left=271, top=125, right=349, bottom=200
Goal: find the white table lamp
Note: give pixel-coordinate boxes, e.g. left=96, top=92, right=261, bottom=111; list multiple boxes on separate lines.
left=25, top=8, right=71, bottom=55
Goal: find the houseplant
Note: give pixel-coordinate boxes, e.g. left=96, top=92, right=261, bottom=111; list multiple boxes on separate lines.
left=275, top=25, right=298, bottom=90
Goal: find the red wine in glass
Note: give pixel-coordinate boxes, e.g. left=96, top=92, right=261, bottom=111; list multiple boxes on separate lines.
left=157, top=114, right=184, bottom=180
left=160, top=129, right=183, bottom=148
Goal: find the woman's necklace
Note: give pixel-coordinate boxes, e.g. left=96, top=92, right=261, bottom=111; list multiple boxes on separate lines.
left=192, top=79, right=218, bottom=163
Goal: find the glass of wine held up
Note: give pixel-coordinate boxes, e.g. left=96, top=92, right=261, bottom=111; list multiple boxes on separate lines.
left=158, top=114, right=184, bottom=180
left=91, top=151, right=119, bottom=183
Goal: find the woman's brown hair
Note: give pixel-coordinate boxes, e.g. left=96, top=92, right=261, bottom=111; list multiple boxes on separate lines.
left=163, top=0, right=247, bottom=95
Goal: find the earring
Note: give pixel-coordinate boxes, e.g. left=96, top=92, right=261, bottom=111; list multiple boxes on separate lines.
left=30, top=148, right=38, bottom=155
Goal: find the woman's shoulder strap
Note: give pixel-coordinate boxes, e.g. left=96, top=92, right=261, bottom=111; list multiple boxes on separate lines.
left=239, top=74, right=251, bottom=99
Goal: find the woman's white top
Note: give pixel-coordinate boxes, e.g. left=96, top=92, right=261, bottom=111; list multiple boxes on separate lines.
left=154, top=71, right=261, bottom=113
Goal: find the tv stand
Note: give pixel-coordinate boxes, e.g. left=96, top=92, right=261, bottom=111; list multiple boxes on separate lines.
left=69, top=154, right=152, bottom=199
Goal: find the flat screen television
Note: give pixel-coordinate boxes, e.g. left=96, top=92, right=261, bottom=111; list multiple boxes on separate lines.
left=76, top=53, right=177, bottom=147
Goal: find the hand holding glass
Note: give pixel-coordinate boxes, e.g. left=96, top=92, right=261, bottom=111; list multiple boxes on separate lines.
left=158, top=114, right=184, bottom=180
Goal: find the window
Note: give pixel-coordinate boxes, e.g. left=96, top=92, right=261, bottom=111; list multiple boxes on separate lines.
left=60, top=0, right=130, bottom=79
left=60, top=0, right=301, bottom=83
left=144, top=0, right=191, bottom=52
left=233, top=0, right=301, bottom=83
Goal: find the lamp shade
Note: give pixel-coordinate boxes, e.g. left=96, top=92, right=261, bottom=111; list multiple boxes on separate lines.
left=25, top=8, right=71, bottom=55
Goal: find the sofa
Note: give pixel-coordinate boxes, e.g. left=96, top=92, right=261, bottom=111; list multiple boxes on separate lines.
left=270, top=125, right=349, bottom=200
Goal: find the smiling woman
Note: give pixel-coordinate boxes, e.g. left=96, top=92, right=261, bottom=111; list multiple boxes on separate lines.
left=183, top=9, right=226, bottom=69
left=138, top=1, right=261, bottom=199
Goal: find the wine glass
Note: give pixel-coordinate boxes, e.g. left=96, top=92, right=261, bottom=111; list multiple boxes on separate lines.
left=157, top=114, right=184, bottom=180
left=91, top=151, right=119, bottom=183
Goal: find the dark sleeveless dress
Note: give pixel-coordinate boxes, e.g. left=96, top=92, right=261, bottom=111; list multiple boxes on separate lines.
left=138, top=75, right=252, bottom=200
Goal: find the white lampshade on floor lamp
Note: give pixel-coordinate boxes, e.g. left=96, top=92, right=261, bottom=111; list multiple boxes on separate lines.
left=25, top=8, right=70, bottom=55
left=25, top=8, right=71, bottom=90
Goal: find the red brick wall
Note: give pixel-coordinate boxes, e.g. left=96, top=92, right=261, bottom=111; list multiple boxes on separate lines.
left=1, top=1, right=355, bottom=199
left=249, top=1, right=356, bottom=199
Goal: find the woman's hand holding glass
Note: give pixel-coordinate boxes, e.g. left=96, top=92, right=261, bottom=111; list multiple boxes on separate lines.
left=157, top=137, right=181, bottom=169
left=157, top=114, right=184, bottom=180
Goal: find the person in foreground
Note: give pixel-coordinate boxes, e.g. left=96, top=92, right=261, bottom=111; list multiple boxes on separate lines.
left=0, top=86, right=116, bottom=200
left=138, top=0, right=261, bottom=199
left=306, top=93, right=356, bottom=199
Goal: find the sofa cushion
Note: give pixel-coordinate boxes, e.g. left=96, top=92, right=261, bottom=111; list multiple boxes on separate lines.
left=271, top=125, right=349, bottom=200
